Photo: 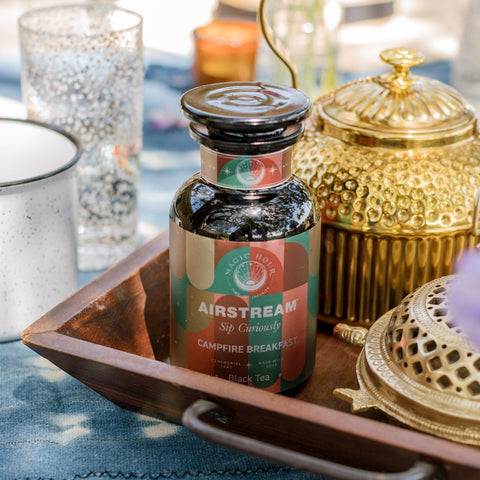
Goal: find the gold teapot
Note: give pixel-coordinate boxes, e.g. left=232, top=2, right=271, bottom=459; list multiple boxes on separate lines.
left=292, top=47, right=480, bottom=327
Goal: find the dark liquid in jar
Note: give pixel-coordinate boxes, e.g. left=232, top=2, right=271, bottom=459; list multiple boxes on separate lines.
left=170, top=174, right=318, bottom=241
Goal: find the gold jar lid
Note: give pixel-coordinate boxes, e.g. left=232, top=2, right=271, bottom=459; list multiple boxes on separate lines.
left=317, top=47, right=477, bottom=149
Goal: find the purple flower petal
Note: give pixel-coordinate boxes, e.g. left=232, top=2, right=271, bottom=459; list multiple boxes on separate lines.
left=448, top=250, right=480, bottom=348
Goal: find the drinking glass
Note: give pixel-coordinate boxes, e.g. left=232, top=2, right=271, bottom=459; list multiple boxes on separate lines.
left=19, top=4, right=143, bottom=271
left=453, top=0, right=480, bottom=115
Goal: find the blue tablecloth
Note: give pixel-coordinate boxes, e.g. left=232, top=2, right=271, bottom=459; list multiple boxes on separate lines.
left=1, top=341, right=320, bottom=480
left=0, top=52, right=451, bottom=479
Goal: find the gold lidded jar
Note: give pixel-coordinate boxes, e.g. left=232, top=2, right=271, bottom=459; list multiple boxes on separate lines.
left=293, top=47, right=480, bottom=327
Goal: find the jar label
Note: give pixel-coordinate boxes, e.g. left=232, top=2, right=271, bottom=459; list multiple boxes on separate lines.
left=200, top=146, right=292, bottom=189
left=169, top=221, right=320, bottom=392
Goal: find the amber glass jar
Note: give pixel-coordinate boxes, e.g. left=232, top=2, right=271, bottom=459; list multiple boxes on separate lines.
left=170, top=82, right=321, bottom=393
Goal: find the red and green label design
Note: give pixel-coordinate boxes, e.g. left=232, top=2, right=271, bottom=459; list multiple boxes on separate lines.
left=169, top=221, right=320, bottom=392
left=200, top=146, right=292, bottom=189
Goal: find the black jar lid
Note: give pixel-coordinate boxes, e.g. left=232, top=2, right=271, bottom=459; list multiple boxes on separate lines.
left=180, top=82, right=312, bottom=154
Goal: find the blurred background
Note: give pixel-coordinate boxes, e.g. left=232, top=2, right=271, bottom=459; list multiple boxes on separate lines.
left=0, top=0, right=476, bottom=253
left=0, top=0, right=470, bottom=85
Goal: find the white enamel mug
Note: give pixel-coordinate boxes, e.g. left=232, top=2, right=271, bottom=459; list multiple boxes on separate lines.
left=0, top=118, right=80, bottom=341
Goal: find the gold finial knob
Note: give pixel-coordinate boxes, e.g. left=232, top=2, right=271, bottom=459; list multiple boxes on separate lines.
left=380, top=47, right=424, bottom=90
left=380, top=47, right=425, bottom=69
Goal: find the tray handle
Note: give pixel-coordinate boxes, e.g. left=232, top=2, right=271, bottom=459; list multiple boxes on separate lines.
left=183, top=399, right=438, bottom=480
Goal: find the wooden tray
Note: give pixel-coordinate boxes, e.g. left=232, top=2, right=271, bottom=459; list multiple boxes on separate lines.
left=22, top=230, right=480, bottom=479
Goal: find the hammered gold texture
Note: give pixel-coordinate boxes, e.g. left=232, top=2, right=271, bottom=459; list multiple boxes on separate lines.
left=293, top=117, right=480, bottom=326
left=294, top=124, right=480, bottom=234
left=334, top=276, right=480, bottom=446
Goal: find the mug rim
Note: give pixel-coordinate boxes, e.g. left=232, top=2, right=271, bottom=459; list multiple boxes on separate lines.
left=0, top=118, right=81, bottom=188
left=18, top=3, right=143, bottom=38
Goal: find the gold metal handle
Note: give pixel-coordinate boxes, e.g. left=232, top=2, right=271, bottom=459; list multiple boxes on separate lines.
left=258, top=0, right=298, bottom=88
left=333, top=323, right=368, bottom=347
left=183, top=399, right=438, bottom=480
